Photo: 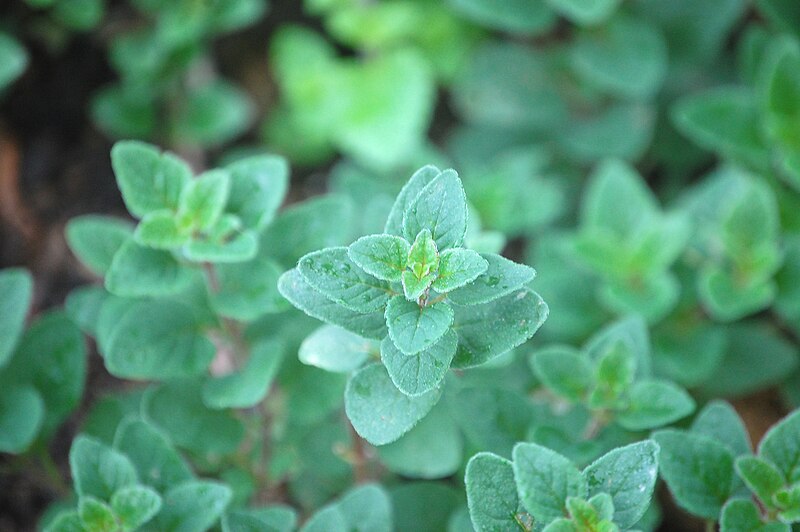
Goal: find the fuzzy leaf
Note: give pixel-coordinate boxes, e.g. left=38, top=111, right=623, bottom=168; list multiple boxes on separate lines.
left=152, top=480, right=232, bottom=532
left=299, top=325, right=377, bottom=373
left=105, top=240, right=193, bottom=297
left=177, top=169, right=232, bottom=231
left=103, top=300, right=215, bottom=380
left=512, top=442, right=587, bottom=524
left=278, top=269, right=388, bottom=340
left=402, top=169, right=468, bottom=251
left=298, top=247, right=393, bottom=313
left=433, top=248, right=488, bottom=293
left=720, top=498, right=789, bottom=532
left=111, top=485, right=162, bottom=531
left=111, top=141, right=192, bottom=219
left=691, top=400, right=752, bottom=457
left=225, top=155, right=288, bottom=230
left=69, top=435, right=138, bottom=500
left=447, top=253, right=536, bottom=306
left=545, top=0, right=621, bottom=25
left=0, top=385, right=44, bottom=453
left=135, top=210, right=189, bottom=249
left=381, top=330, right=457, bottom=396
left=616, top=379, right=695, bottom=431
left=348, top=234, right=410, bottom=283
left=653, top=429, right=735, bottom=519
left=79, top=497, right=117, bottom=531
left=452, top=287, right=548, bottom=368
left=759, top=409, right=800, bottom=483
left=344, top=363, right=441, bottom=445
left=65, top=216, right=134, bottom=275
left=530, top=345, right=594, bottom=402
left=465, top=453, right=522, bottom=532
left=0, top=268, right=32, bottom=367
left=385, top=296, right=453, bottom=355
left=112, top=418, right=193, bottom=493
left=385, top=166, right=441, bottom=236
left=582, top=440, right=660, bottom=529
left=735, top=456, right=784, bottom=509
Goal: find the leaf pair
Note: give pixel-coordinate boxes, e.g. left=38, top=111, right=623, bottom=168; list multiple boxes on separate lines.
left=465, top=440, right=660, bottom=531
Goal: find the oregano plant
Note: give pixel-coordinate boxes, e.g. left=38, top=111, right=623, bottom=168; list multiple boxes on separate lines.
left=279, top=165, right=549, bottom=445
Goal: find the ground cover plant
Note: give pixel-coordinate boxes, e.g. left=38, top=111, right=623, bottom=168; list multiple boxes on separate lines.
left=2, top=0, right=800, bottom=531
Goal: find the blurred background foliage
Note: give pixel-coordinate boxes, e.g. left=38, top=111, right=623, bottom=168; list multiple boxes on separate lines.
left=3, top=0, right=800, bottom=530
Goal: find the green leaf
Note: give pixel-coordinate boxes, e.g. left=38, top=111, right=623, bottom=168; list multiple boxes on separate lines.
left=144, top=380, right=244, bottom=455
left=652, top=429, right=735, bottom=519
left=202, top=339, right=284, bottom=409
left=385, top=296, right=453, bottom=355
left=302, top=484, right=392, bottom=532
left=134, top=210, right=189, bottom=249
left=774, top=484, right=800, bottom=522
left=111, top=485, right=162, bottom=531
left=112, top=418, right=193, bottom=492
left=720, top=498, right=789, bottom=532
left=69, top=435, right=138, bottom=500
left=530, top=345, right=594, bottom=402
left=735, top=456, right=784, bottom=509
left=177, top=170, right=232, bottom=231
left=402, top=229, right=439, bottom=300
left=672, top=87, right=770, bottom=168
left=105, top=240, right=193, bottom=297
left=582, top=441, right=660, bottom=529
left=571, top=14, right=667, bottom=99
left=225, top=155, right=288, bottom=230
left=699, top=324, right=797, bottom=398
left=452, top=287, right=548, bottom=368
left=0, top=268, right=32, bottom=367
left=263, top=194, right=353, bottom=268
left=581, top=159, right=658, bottom=238
left=402, top=169, right=468, bottom=251
left=66, top=216, right=134, bottom=275
left=691, top=400, right=751, bottom=457
left=91, top=85, right=156, bottom=139
left=152, top=480, right=232, bottom=532
left=385, top=165, right=440, bottom=236
left=174, top=81, right=254, bottom=146
left=278, top=269, right=388, bottom=340
left=589, top=341, right=636, bottom=410
left=336, top=483, right=393, bottom=532
left=5, top=311, right=86, bottom=436
left=545, top=0, right=621, bottom=25
left=111, top=141, right=192, bottom=219
left=0, top=385, right=44, bottom=453
left=759, top=409, right=800, bottom=483
left=512, top=442, right=587, bottom=524
left=465, top=452, right=522, bottom=532
left=433, top=248, right=488, bottom=293
left=447, top=253, right=536, bottom=306
left=0, top=32, right=28, bottom=90
left=344, top=363, right=441, bottom=445
left=209, top=256, right=287, bottom=321
left=222, top=506, right=297, bottom=532
left=299, top=325, right=377, bottom=373
left=616, top=379, right=695, bottom=431
left=447, top=0, right=556, bottom=35
left=103, top=300, right=215, bottom=380
left=348, top=234, right=410, bottom=283
left=182, top=230, right=258, bottom=263
left=377, top=402, right=462, bottom=479
left=43, top=511, right=84, bottom=532
left=298, top=247, right=393, bottom=313
left=79, top=496, right=117, bottom=531
left=381, top=330, right=457, bottom=396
